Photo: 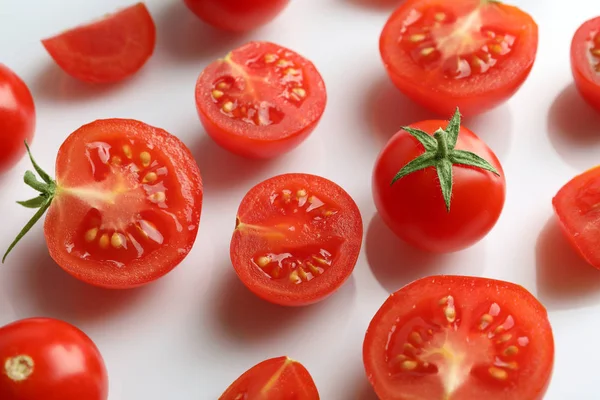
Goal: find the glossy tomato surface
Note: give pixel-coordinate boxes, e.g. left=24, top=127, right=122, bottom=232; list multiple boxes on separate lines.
left=42, top=3, right=156, bottom=83
left=0, top=318, right=108, bottom=400
left=45, top=119, right=203, bottom=288
left=380, top=0, right=538, bottom=117
left=0, top=65, right=35, bottom=174
left=195, top=41, right=327, bottom=159
left=571, top=16, right=600, bottom=112
left=220, top=356, right=319, bottom=400
left=184, top=0, right=289, bottom=32
left=231, top=173, right=362, bottom=306
left=363, top=275, right=554, bottom=400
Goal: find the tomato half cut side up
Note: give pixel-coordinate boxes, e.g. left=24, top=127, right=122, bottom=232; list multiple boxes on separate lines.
left=2, top=119, right=203, bottom=289
left=571, top=16, right=600, bottom=112
left=363, top=275, right=554, bottom=400
left=195, top=42, right=327, bottom=159
left=230, top=173, right=362, bottom=306
left=379, top=0, right=538, bottom=117
left=41, top=3, right=156, bottom=84
left=219, top=356, right=320, bottom=400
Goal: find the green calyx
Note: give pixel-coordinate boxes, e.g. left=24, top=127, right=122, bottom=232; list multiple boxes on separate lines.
left=390, top=108, right=500, bottom=213
left=2, top=142, right=56, bottom=263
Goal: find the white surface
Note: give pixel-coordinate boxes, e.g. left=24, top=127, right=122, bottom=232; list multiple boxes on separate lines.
left=1, top=0, right=599, bottom=398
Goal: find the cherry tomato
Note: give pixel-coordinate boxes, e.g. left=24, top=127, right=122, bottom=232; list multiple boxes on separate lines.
left=184, top=0, right=289, bottom=32
left=0, top=317, right=108, bottom=400
left=231, top=173, right=362, bottom=306
left=3, top=119, right=203, bottom=289
left=42, top=3, right=156, bottom=84
left=363, top=275, right=555, bottom=400
left=220, top=356, right=320, bottom=399
left=379, top=0, right=538, bottom=117
left=195, top=41, right=327, bottom=159
left=0, top=65, right=35, bottom=174
left=571, top=16, right=600, bottom=112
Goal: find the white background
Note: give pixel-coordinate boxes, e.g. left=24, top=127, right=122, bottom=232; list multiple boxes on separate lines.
left=1, top=0, right=599, bottom=398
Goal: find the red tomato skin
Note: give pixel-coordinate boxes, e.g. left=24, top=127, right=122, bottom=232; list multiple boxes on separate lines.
left=184, top=0, right=290, bottom=32
left=0, top=65, right=35, bottom=174
left=41, top=3, right=156, bottom=84
left=372, top=120, right=505, bottom=253
left=0, top=318, right=108, bottom=400
left=571, top=17, right=600, bottom=112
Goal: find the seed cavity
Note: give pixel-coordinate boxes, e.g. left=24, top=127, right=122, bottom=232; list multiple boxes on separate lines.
left=85, top=228, right=98, bottom=242
left=99, top=234, right=110, bottom=249
left=222, top=101, right=234, bottom=113
left=140, top=152, right=151, bottom=167
left=143, top=172, right=158, bottom=183
left=123, top=145, right=132, bottom=159
left=111, top=233, right=124, bottom=249
left=410, top=33, right=426, bottom=42
left=504, top=346, right=518, bottom=356
left=440, top=295, right=456, bottom=323
left=150, top=192, right=166, bottom=203
left=265, top=54, right=277, bottom=63
left=212, top=90, right=224, bottom=99
left=488, top=367, right=508, bottom=380
left=401, top=360, right=418, bottom=370
left=292, top=88, right=306, bottom=98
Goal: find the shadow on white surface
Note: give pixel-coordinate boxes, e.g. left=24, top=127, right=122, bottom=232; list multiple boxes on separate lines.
left=535, top=216, right=600, bottom=310
left=463, top=105, right=513, bottom=160
left=338, top=364, right=379, bottom=400
left=345, top=0, right=403, bottom=10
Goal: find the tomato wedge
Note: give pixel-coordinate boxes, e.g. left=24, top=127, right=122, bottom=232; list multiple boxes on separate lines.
left=41, top=3, right=156, bottom=84
left=379, top=0, right=538, bottom=117
left=230, top=173, right=362, bottom=306
left=571, top=16, right=600, bottom=112
left=195, top=41, right=327, bottom=159
left=3, top=119, right=203, bottom=289
left=219, top=356, right=320, bottom=400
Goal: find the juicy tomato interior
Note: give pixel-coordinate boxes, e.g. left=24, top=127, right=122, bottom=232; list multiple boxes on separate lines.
left=45, top=119, right=202, bottom=289
left=195, top=41, right=327, bottom=159
left=364, top=276, right=554, bottom=400
left=219, top=356, right=320, bottom=400
left=230, top=174, right=362, bottom=306
left=380, top=0, right=538, bottom=116
left=571, top=16, right=600, bottom=111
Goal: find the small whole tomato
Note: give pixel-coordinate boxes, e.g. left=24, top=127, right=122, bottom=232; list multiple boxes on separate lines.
left=571, top=16, right=600, bottom=112
left=0, top=318, right=108, bottom=400
left=372, top=109, right=506, bottom=253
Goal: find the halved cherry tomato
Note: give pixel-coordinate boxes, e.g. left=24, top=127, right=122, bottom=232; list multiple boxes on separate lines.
left=571, top=16, right=600, bottom=112
left=0, top=64, right=35, bottom=174
left=184, top=0, right=290, bottom=32
left=41, top=3, right=156, bottom=84
left=195, top=41, right=327, bottom=159
left=552, top=166, right=600, bottom=269
left=363, top=275, right=555, bottom=400
left=379, top=0, right=538, bottom=117
left=231, top=173, right=362, bottom=306
left=220, top=356, right=320, bottom=400
left=3, top=119, right=203, bottom=289
left=0, top=317, right=108, bottom=400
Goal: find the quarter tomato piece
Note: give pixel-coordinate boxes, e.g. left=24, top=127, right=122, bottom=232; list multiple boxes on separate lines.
left=219, top=356, right=319, bottom=400
left=571, top=16, right=600, bottom=112
left=231, top=173, right=362, bottom=306
left=41, top=3, right=156, bottom=84
left=0, top=318, right=108, bottom=400
left=3, top=119, right=203, bottom=289
left=195, top=41, right=327, bottom=159
left=380, top=0, right=538, bottom=117
left=363, top=275, right=555, bottom=400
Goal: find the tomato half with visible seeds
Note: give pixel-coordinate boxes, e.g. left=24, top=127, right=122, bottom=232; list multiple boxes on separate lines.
left=220, top=356, right=319, bottom=400
left=0, top=318, right=108, bottom=400
left=380, top=0, right=538, bottom=117
left=230, top=173, right=362, bottom=306
left=3, top=119, right=203, bottom=289
left=363, top=275, right=554, bottom=400
left=195, top=41, right=327, bottom=159
left=571, top=16, right=600, bottom=112
left=41, top=3, right=156, bottom=84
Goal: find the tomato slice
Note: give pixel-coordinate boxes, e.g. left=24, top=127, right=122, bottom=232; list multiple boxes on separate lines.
left=571, top=16, right=600, bottom=112
left=363, top=275, right=554, bottom=400
left=195, top=42, right=327, bottom=159
left=41, top=3, right=156, bottom=84
left=219, top=356, right=320, bottom=400
left=230, top=173, right=362, bottom=306
left=379, top=0, right=538, bottom=117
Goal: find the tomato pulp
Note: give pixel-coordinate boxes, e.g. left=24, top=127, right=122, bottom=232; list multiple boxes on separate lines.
left=220, top=356, right=320, bottom=400
left=230, top=173, right=362, bottom=306
left=571, top=16, right=600, bottom=112
left=0, top=318, right=108, bottom=400
left=363, top=275, right=554, bottom=400
left=195, top=41, right=327, bottom=159
left=380, top=0, right=538, bottom=117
